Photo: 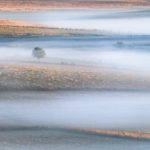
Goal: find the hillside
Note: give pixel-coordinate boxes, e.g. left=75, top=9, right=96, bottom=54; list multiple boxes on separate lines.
left=1, top=62, right=150, bottom=91
left=0, top=20, right=106, bottom=37
left=0, top=0, right=150, bottom=11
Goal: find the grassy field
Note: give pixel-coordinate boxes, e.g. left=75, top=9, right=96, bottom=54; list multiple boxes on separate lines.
left=0, top=0, right=149, bottom=11
left=0, top=24, right=105, bottom=37
left=0, top=62, right=150, bottom=91
left=68, top=127, right=150, bottom=140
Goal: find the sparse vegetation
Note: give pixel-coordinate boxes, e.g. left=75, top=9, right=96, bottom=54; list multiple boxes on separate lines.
left=0, top=63, right=150, bottom=91
left=0, top=0, right=149, bottom=12
left=0, top=24, right=105, bottom=37
left=32, top=47, right=46, bottom=62
left=116, top=41, right=124, bottom=47
left=0, top=25, right=71, bottom=37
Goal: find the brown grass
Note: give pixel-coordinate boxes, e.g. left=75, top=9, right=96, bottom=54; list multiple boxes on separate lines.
left=0, top=0, right=150, bottom=11
left=68, top=127, right=150, bottom=140
left=0, top=62, right=150, bottom=91
left=0, top=21, right=105, bottom=37
left=0, top=25, right=71, bottom=37
left=0, top=20, right=38, bottom=27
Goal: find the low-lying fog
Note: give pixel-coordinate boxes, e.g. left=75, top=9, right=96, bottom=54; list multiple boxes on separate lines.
left=0, top=36, right=150, bottom=73
left=1, top=9, right=150, bottom=72
left=0, top=9, right=150, bottom=34
left=0, top=91, right=150, bottom=132
left=0, top=8, right=150, bottom=150
left=0, top=9, right=150, bottom=131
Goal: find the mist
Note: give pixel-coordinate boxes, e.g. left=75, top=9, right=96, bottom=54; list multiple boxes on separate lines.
left=0, top=10, right=150, bottom=34
left=1, top=91, right=150, bottom=131
left=1, top=36, right=150, bottom=73
left=1, top=4, right=150, bottom=150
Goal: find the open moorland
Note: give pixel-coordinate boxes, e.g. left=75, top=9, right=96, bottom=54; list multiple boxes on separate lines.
left=0, top=20, right=105, bottom=37
left=0, top=62, right=150, bottom=91
left=68, top=127, right=150, bottom=140
left=0, top=0, right=150, bottom=11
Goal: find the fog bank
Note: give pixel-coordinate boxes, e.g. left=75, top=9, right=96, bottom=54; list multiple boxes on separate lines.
left=0, top=91, right=150, bottom=132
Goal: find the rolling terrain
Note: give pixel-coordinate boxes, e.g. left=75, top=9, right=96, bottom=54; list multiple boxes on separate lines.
left=0, top=0, right=150, bottom=11
left=0, top=20, right=105, bottom=37
left=1, top=62, right=150, bottom=91
left=0, top=2, right=150, bottom=150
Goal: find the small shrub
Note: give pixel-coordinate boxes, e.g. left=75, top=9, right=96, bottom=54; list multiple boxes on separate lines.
left=32, top=46, right=46, bottom=62
left=116, top=41, right=124, bottom=47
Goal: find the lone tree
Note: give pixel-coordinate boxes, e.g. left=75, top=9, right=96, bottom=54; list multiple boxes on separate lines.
left=32, top=46, right=46, bottom=62
left=116, top=41, right=124, bottom=47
